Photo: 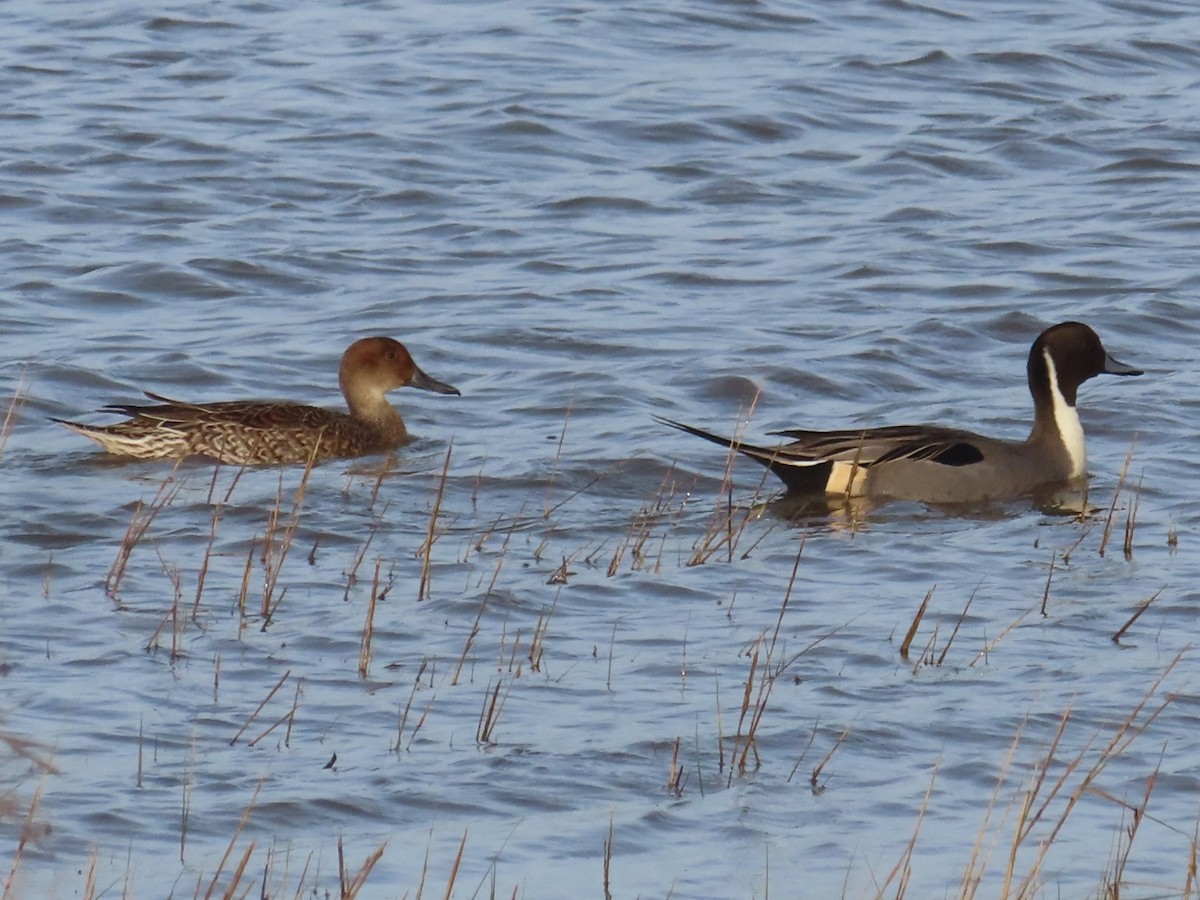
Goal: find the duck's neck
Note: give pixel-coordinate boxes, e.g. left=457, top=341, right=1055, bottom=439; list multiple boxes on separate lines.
left=1029, top=349, right=1086, bottom=478
left=345, top=386, right=408, bottom=442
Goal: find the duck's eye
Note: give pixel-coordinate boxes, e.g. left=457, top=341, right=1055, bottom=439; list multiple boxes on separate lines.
left=385, top=350, right=396, bottom=360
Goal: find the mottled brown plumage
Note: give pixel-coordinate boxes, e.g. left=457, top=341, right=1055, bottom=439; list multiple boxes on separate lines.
left=54, top=337, right=460, bottom=465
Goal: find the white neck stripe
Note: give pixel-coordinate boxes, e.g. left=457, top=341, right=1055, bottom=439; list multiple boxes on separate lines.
left=1044, top=348, right=1086, bottom=478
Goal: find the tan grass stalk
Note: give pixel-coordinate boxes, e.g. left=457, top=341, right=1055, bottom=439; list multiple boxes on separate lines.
left=192, top=500, right=223, bottom=620
left=1040, top=551, right=1056, bottom=618
left=236, top=537, right=256, bottom=634
left=1006, top=651, right=1183, bottom=896
left=229, top=670, right=291, bottom=746
left=358, top=557, right=382, bottom=678
left=809, top=724, right=851, bottom=795
left=2, top=772, right=46, bottom=898
left=106, top=466, right=184, bottom=599
left=0, top=369, right=27, bottom=461
left=1099, top=444, right=1135, bottom=558
left=786, top=720, right=821, bottom=783
left=1099, top=751, right=1161, bottom=895
left=200, top=780, right=263, bottom=900
left=900, top=586, right=935, bottom=660
left=418, top=442, right=453, bottom=601
left=527, top=592, right=558, bottom=673
left=602, top=812, right=615, bottom=900
left=876, top=763, right=938, bottom=896
left=338, top=836, right=387, bottom=899
left=1122, top=472, right=1143, bottom=560
left=543, top=401, right=572, bottom=519
left=1112, top=588, right=1164, bottom=645
left=667, top=737, right=686, bottom=797
left=475, top=678, right=511, bottom=745
left=260, top=453, right=317, bottom=624
left=605, top=623, right=617, bottom=692
left=935, top=586, right=978, bottom=668
left=180, top=740, right=193, bottom=863
left=394, top=659, right=432, bottom=753
left=343, top=515, right=381, bottom=602
left=687, top=397, right=763, bottom=567
left=958, top=716, right=1029, bottom=900
left=284, top=676, right=301, bottom=748
left=443, top=830, right=468, bottom=900
left=969, top=606, right=1036, bottom=668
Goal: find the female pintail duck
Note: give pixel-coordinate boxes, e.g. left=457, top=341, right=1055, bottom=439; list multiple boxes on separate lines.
left=54, top=336, right=460, bottom=465
left=658, top=322, right=1142, bottom=504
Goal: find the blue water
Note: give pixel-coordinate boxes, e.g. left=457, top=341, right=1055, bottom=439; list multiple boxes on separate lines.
left=2, top=0, right=1199, bottom=896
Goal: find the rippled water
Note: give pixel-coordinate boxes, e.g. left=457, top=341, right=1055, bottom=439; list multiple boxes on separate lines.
left=3, top=0, right=1200, bottom=897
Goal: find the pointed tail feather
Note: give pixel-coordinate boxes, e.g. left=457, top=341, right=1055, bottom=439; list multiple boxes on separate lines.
left=654, top=415, right=831, bottom=492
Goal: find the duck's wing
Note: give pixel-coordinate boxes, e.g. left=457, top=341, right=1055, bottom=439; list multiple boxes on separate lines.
left=768, top=424, right=985, bottom=467
left=657, top=416, right=988, bottom=493
left=102, top=393, right=342, bottom=431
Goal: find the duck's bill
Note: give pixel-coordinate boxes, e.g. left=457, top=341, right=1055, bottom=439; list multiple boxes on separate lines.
left=411, top=366, right=462, bottom=395
left=1103, top=353, right=1142, bottom=377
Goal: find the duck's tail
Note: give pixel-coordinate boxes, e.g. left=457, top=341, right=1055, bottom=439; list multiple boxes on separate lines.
left=654, top=415, right=830, bottom=492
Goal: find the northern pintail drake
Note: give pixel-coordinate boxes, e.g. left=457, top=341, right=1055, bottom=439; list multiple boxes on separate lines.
left=55, top=337, right=460, bottom=465
left=658, top=322, right=1141, bottom=504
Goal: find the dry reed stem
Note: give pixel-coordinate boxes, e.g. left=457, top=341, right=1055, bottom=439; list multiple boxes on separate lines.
left=81, top=847, right=98, bottom=900
left=229, top=670, right=291, bottom=746
left=366, top=454, right=391, bottom=513
left=247, top=689, right=302, bottom=749
left=358, top=557, right=382, bottom=678
left=603, top=811, right=615, bottom=900
left=934, top=587, right=978, bottom=668
left=259, top=455, right=317, bottom=624
left=453, top=562, right=502, bottom=686
left=2, top=770, right=46, bottom=899
left=527, top=592, right=558, bottom=673
left=1060, top=519, right=1092, bottom=566
left=0, top=370, right=27, bottom=461
left=394, top=659, right=433, bottom=753
left=958, top=717, right=1029, bottom=900
left=284, top=677, right=301, bottom=748
left=900, top=586, right=935, bottom=660
left=443, top=829, right=468, bottom=900
left=543, top=401, right=572, bottom=519
left=876, top=762, right=938, bottom=897
left=1040, top=550, right=1056, bottom=618
left=418, top=442, right=453, bottom=601
left=343, top=516, right=381, bottom=602
left=970, top=606, right=1036, bottom=668
left=192, top=499, right=223, bottom=620
left=667, top=737, right=686, bottom=797
left=236, top=536, right=256, bottom=634
left=1098, top=750, right=1161, bottom=895
left=337, top=836, right=387, bottom=899
left=475, top=678, right=511, bottom=745
left=725, top=543, right=809, bottom=780
left=605, top=623, right=617, bottom=691
left=786, top=720, right=821, bottom=783
left=180, top=737, right=193, bottom=864
left=1112, top=588, right=1164, bottom=645
left=687, top=395, right=762, bottom=566
left=0, top=731, right=59, bottom=776
left=810, top=724, right=852, bottom=795
left=200, top=780, right=262, bottom=900
left=106, top=466, right=184, bottom=599
left=1005, top=651, right=1184, bottom=897
left=1122, top=472, right=1143, bottom=560
left=910, top=618, right=941, bottom=675
left=1099, top=444, right=1135, bottom=558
